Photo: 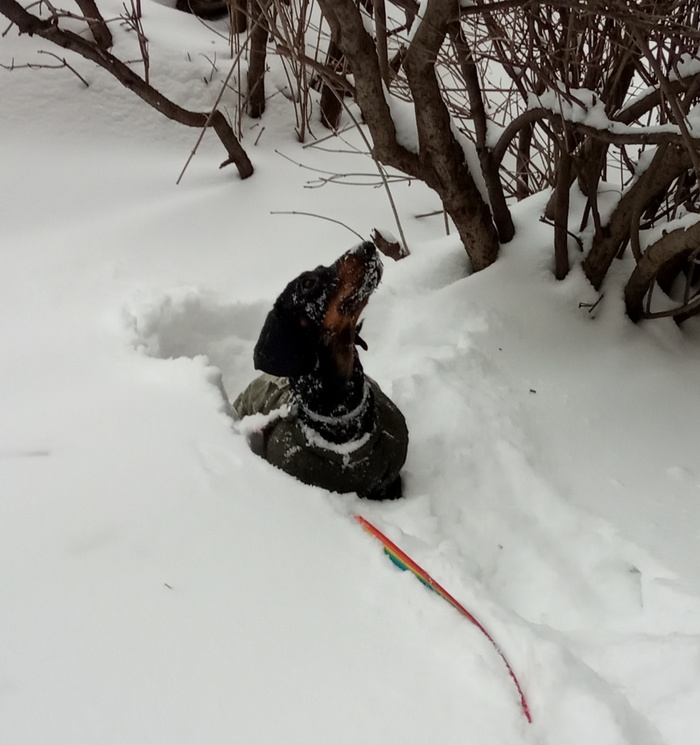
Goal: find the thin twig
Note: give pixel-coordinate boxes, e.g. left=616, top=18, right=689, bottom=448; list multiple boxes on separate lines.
left=539, top=214, right=584, bottom=251
left=338, top=98, right=409, bottom=255
left=270, top=211, right=365, bottom=240
left=1, top=49, right=90, bottom=85
left=176, top=29, right=251, bottom=185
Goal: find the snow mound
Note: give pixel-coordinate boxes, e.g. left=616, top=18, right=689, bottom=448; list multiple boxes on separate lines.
left=126, top=289, right=268, bottom=397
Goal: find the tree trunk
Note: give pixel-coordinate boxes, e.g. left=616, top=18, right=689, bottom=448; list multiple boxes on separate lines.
left=74, top=0, right=112, bottom=49
left=515, top=124, right=532, bottom=200
left=583, top=145, right=692, bottom=289
left=319, top=39, right=344, bottom=130
left=317, top=0, right=499, bottom=272
left=247, top=0, right=268, bottom=119
left=553, top=141, right=572, bottom=280
left=402, top=0, right=498, bottom=270
left=229, top=0, right=248, bottom=34
left=448, top=22, right=514, bottom=243
left=625, top=219, right=700, bottom=322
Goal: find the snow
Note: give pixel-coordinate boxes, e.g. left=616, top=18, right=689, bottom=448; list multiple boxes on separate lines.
left=529, top=86, right=700, bottom=137
left=640, top=212, right=700, bottom=252
left=670, top=54, right=700, bottom=83
left=3, top=4, right=700, bottom=745
left=385, top=90, right=420, bottom=153
left=236, top=405, right=291, bottom=438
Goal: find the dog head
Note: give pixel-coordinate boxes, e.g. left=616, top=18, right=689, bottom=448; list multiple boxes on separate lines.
left=254, top=241, right=383, bottom=378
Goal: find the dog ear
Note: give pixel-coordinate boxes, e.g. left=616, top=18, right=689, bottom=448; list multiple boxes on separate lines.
left=254, top=306, right=318, bottom=377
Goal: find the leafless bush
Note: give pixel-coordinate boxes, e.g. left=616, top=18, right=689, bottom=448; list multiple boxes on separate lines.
left=228, top=0, right=699, bottom=303
left=442, top=0, right=700, bottom=316
left=5, top=0, right=700, bottom=321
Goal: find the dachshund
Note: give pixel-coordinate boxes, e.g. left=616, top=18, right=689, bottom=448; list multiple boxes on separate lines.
left=233, top=241, right=408, bottom=500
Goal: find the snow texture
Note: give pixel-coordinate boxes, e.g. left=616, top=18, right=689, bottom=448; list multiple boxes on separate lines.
left=385, top=90, right=420, bottom=153
left=3, top=4, right=700, bottom=745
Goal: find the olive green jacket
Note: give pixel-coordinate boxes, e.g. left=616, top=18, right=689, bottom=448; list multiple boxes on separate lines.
left=233, top=374, right=408, bottom=500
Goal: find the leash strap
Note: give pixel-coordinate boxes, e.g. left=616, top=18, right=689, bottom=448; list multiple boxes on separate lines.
left=354, top=515, right=532, bottom=723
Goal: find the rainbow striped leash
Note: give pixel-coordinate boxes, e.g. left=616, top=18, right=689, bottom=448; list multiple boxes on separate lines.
left=354, top=515, right=532, bottom=723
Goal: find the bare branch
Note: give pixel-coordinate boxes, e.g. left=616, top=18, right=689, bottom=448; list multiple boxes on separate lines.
left=0, top=0, right=253, bottom=178
left=74, top=0, right=112, bottom=49
left=625, top=219, right=700, bottom=322
left=1, top=48, right=90, bottom=85
left=270, top=211, right=365, bottom=240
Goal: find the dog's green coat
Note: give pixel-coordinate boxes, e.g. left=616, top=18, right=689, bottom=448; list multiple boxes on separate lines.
left=234, top=373, right=408, bottom=500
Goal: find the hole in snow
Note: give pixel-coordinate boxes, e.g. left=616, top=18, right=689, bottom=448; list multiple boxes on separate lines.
left=126, top=289, right=269, bottom=399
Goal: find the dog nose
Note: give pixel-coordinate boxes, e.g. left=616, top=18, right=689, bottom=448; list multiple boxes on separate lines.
left=357, top=241, right=376, bottom=258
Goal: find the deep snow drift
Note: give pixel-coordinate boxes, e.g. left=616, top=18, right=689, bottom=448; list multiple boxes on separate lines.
left=2, top=4, right=700, bottom=744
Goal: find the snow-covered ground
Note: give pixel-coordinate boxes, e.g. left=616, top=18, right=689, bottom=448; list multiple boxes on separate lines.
left=2, top=4, right=700, bottom=744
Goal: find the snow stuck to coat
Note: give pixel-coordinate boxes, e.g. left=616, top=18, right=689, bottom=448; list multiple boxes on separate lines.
left=2, top=5, right=700, bottom=745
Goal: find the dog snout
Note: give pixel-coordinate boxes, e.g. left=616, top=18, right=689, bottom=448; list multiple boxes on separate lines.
left=355, top=241, right=376, bottom=258
left=349, top=241, right=383, bottom=283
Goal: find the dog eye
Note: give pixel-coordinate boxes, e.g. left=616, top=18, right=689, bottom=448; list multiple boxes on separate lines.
left=300, top=277, right=317, bottom=292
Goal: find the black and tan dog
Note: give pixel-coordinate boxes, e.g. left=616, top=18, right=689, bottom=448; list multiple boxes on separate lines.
left=234, top=241, right=408, bottom=500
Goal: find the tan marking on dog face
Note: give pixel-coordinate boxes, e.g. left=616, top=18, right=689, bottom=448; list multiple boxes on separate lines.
left=322, top=252, right=368, bottom=334
left=321, top=251, right=373, bottom=380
